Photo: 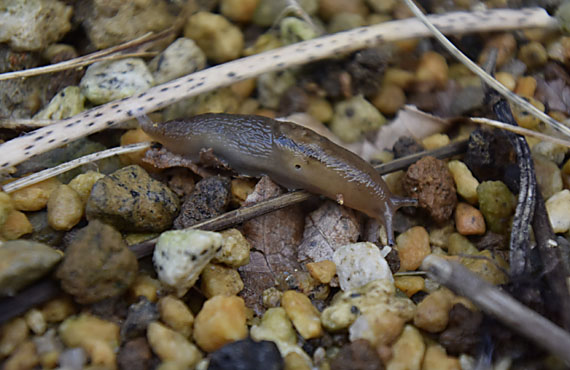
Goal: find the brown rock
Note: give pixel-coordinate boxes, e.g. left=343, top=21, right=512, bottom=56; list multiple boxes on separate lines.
left=318, top=0, right=369, bottom=21
left=413, top=289, right=455, bottom=333
left=117, top=338, right=152, bottom=370
left=439, top=304, right=482, bottom=355
left=403, top=156, right=457, bottom=223
left=454, top=202, right=486, bottom=235
left=56, top=220, right=138, bottom=304
left=331, top=339, right=383, bottom=370
left=174, top=176, right=231, bottom=229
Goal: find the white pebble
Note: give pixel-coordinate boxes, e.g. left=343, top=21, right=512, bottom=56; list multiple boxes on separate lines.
left=153, top=229, right=223, bottom=297
left=545, top=189, right=570, bottom=233
left=80, top=58, right=154, bottom=105
left=333, top=242, right=393, bottom=291
left=149, top=38, right=206, bottom=84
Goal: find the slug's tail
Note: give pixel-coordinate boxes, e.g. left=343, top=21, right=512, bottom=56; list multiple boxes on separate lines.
left=384, top=196, right=419, bottom=246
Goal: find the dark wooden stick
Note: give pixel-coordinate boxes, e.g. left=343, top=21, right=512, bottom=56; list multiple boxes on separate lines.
left=422, top=255, right=570, bottom=363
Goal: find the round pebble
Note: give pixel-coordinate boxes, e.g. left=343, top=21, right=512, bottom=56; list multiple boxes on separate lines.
left=47, top=185, right=83, bottom=231
left=395, top=226, right=431, bottom=271
left=147, top=322, right=202, bottom=368
left=333, top=242, right=393, bottom=290
left=200, top=263, right=244, bottom=298
left=413, top=289, right=455, bottom=333
left=281, top=290, right=322, bottom=340
left=193, top=295, right=248, bottom=352
left=80, top=58, right=154, bottom=105
left=10, top=178, right=61, bottom=212
left=454, top=203, right=486, bottom=236
left=330, top=95, right=386, bottom=143
left=158, top=295, right=194, bottom=338
left=184, top=12, right=244, bottom=63
left=545, top=189, right=570, bottom=233
left=213, top=228, right=251, bottom=268
left=149, top=38, right=206, bottom=85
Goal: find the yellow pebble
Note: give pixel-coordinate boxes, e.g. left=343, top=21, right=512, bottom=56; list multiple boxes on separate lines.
left=495, top=72, right=516, bottom=91
left=306, top=260, right=336, bottom=284
left=3, top=341, right=39, bottom=370
left=371, top=84, right=405, bottom=115
left=158, top=295, right=194, bottom=338
left=281, top=290, right=322, bottom=340
left=147, top=322, right=202, bottom=368
left=0, top=318, right=29, bottom=358
left=47, top=185, right=83, bottom=231
left=415, top=51, right=448, bottom=91
left=119, top=128, right=154, bottom=170
left=447, top=160, right=479, bottom=204
left=413, top=289, right=455, bottom=333
left=515, top=76, right=537, bottom=98
left=394, top=276, right=424, bottom=297
left=213, top=228, right=251, bottom=267
left=383, top=68, right=415, bottom=89
left=421, top=134, right=450, bottom=150
left=41, top=296, right=75, bottom=323
left=200, top=263, right=244, bottom=298
left=396, top=226, right=431, bottom=271
left=307, top=96, right=334, bottom=123
left=511, top=97, right=545, bottom=129
left=68, top=171, right=105, bottom=205
left=10, top=178, right=61, bottom=211
left=193, top=295, right=247, bottom=352
left=129, top=274, right=161, bottom=302
left=1, top=210, right=33, bottom=240
left=422, top=344, right=461, bottom=370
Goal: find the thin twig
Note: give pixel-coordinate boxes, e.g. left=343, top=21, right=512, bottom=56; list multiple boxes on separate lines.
left=1, top=143, right=151, bottom=193
left=403, top=0, right=570, bottom=138
left=0, top=8, right=557, bottom=172
left=422, top=255, right=570, bottom=363
left=470, top=117, right=570, bottom=148
left=0, top=31, right=170, bottom=81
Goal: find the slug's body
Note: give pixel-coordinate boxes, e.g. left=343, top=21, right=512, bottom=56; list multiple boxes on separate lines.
left=141, top=113, right=416, bottom=245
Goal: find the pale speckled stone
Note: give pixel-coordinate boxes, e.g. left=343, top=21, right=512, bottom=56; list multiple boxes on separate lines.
left=333, top=242, right=393, bottom=291
left=149, top=38, right=206, bottom=85
left=153, top=229, right=223, bottom=297
left=321, top=279, right=415, bottom=332
left=545, top=189, right=570, bottom=233
left=80, top=58, right=154, bottom=105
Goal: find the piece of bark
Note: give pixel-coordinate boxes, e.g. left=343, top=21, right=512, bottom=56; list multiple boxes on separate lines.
left=238, top=177, right=305, bottom=315
left=297, top=201, right=360, bottom=264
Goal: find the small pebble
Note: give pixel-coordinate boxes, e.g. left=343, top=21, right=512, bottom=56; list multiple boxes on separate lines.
left=447, top=233, right=478, bottom=255
left=184, top=12, right=244, bottom=63
left=281, top=290, right=322, bottom=340
left=413, top=288, right=455, bottom=333
left=59, top=314, right=119, bottom=368
left=386, top=325, right=425, bottom=370
left=80, top=58, right=154, bottom=105
left=147, top=322, right=202, bottom=368
left=33, top=86, right=85, bottom=120
left=495, top=72, right=516, bottom=91
left=208, top=338, right=284, bottom=370
left=422, top=345, right=461, bottom=370
left=56, top=220, right=138, bottom=304
left=518, top=41, right=548, bottom=69
left=220, top=0, right=260, bottom=22
left=306, top=260, right=336, bottom=284
left=117, top=338, right=152, bottom=370
left=366, top=0, right=397, bottom=13
left=330, top=95, right=386, bottom=143
left=396, top=226, right=431, bottom=271
left=10, top=177, right=61, bottom=212
left=0, top=0, right=72, bottom=51
left=461, top=250, right=508, bottom=285
left=158, top=295, right=194, bottom=338
left=545, top=189, right=570, bottom=233
left=515, top=76, right=537, bottom=98
left=200, top=263, right=244, bottom=298
left=415, top=51, right=449, bottom=91
left=129, top=274, right=161, bottom=303
left=478, top=33, right=517, bottom=67
left=384, top=68, right=415, bottom=89
left=318, top=0, right=369, bottom=21
left=429, top=224, right=454, bottom=249
left=251, top=307, right=296, bottom=348
left=121, top=298, right=159, bottom=341
left=532, top=141, right=567, bottom=165
left=24, top=309, right=46, bottom=335
left=262, top=287, right=284, bottom=309
left=371, top=83, right=406, bottom=115
left=153, top=229, right=223, bottom=297
left=447, top=160, right=479, bottom=204
left=193, top=295, right=248, bottom=352
left=333, top=242, right=393, bottom=290
left=321, top=279, right=415, bottom=331
left=67, top=171, right=105, bottom=205
left=47, top=184, right=83, bottom=231
left=404, top=156, right=458, bottom=223
left=533, top=153, right=563, bottom=199
left=230, top=79, right=256, bottom=100
left=477, top=181, right=516, bottom=234
left=0, top=192, right=13, bottom=227
left=349, top=310, right=405, bottom=346
left=327, top=13, right=366, bottom=34
left=454, top=203, right=486, bottom=236
left=307, top=96, right=334, bottom=122
left=86, top=165, right=179, bottom=232
left=0, top=240, right=61, bottom=296
left=257, top=70, right=296, bottom=109
left=330, top=340, right=382, bottom=370
left=149, top=38, right=206, bottom=85
left=285, top=352, right=311, bottom=370
left=213, top=228, right=251, bottom=268
left=1, top=210, right=33, bottom=240
left=41, top=296, right=75, bottom=323
left=118, top=128, right=154, bottom=170
left=3, top=340, right=39, bottom=370
left=0, top=318, right=29, bottom=358
left=512, top=97, right=545, bottom=129
left=394, top=276, right=425, bottom=297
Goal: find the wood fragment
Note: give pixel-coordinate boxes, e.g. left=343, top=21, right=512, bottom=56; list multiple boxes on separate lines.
left=422, top=255, right=570, bottom=363
left=0, top=8, right=558, bottom=172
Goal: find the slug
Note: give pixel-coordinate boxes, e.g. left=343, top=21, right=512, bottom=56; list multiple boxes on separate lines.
left=141, top=113, right=417, bottom=245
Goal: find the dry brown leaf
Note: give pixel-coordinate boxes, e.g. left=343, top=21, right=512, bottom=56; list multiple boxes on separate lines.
left=297, top=201, right=360, bottom=264
left=238, top=176, right=305, bottom=315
